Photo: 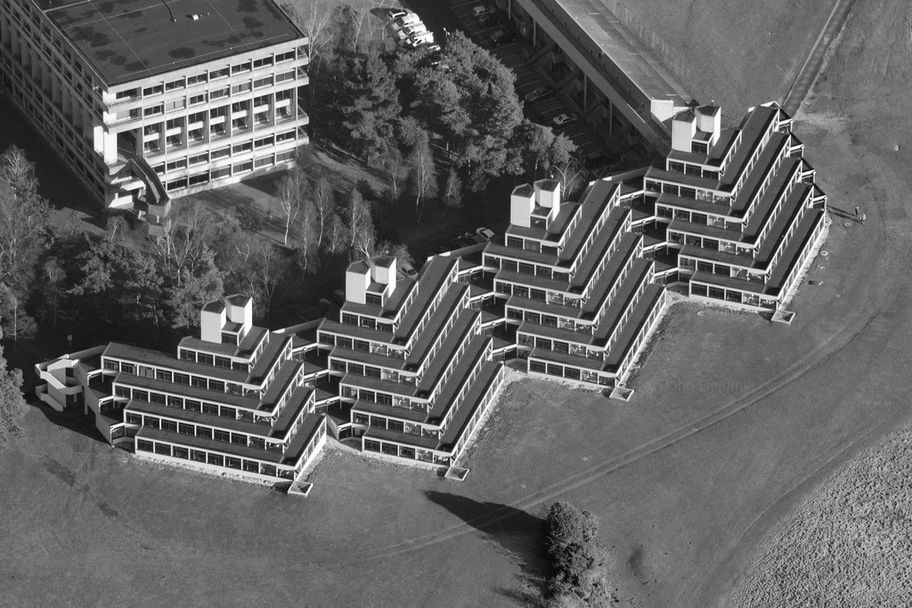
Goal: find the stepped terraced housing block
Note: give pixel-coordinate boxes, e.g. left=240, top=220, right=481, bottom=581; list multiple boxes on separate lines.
left=36, top=103, right=828, bottom=488
left=0, top=0, right=309, bottom=233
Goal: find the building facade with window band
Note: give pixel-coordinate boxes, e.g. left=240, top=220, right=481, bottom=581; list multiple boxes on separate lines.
left=34, top=103, right=828, bottom=487
left=0, top=0, right=309, bottom=234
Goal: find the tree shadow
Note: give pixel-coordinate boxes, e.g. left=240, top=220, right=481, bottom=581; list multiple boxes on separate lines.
left=424, top=490, right=548, bottom=582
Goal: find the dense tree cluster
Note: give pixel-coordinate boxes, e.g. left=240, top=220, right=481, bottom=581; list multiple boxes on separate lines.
left=0, top=144, right=402, bottom=354
left=0, top=342, right=25, bottom=441
left=287, top=1, right=579, bottom=214
left=543, top=502, right=615, bottom=607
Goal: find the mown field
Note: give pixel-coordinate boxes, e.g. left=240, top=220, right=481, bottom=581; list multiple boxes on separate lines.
left=727, top=421, right=912, bottom=606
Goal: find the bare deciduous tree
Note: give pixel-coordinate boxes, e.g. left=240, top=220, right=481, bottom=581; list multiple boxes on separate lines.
left=278, top=172, right=303, bottom=245
left=409, top=129, right=437, bottom=221
left=313, top=176, right=335, bottom=247
left=280, top=0, right=334, bottom=65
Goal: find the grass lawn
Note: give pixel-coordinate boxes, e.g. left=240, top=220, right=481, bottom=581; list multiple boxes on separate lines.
left=726, top=418, right=912, bottom=607
left=618, top=0, right=835, bottom=120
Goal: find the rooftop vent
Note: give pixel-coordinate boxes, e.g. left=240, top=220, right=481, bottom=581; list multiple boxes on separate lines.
left=191, top=14, right=200, bottom=21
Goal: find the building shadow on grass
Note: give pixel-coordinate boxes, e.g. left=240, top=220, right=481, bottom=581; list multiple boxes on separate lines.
left=30, top=401, right=107, bottom=444
left=424, top=491, right=548, bottom=584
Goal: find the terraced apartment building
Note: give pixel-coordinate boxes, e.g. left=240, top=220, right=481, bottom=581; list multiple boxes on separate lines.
left=35, top=102, right=827, bottom=485
left=36, top=296, right=330, bottom=483
left=495, top=102, right=827, bottom=389
left=0, top=0, right=309, bottom=231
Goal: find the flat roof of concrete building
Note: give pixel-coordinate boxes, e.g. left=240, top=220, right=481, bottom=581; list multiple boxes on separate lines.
left=545, top=0, right=690, bottom=103
left=39, top=0, right=303, bottom=86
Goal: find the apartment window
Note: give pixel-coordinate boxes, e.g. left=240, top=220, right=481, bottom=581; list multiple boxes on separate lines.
left=189, top=153, right=208, bottom=166
left=276, top=129, right=295, bottom=143
left=165, top=78, right=184, bottom=91
left=253, top=56, right=273, bottom=69
left=254, top=136, right=274, bottom=148
left=115, top=88, right=139, bottom=100
left=210, top=67, right=229, bottom=80
left=276, top=69, right=296, bottom=83
left=231, top=141, right=252, bottom=155
left=254, top=156, right=273, bottom=169
left=276, top=50, right=295, bottom=63
left=185, top=400, right=201, bottom=412
left=211, top=167, right=230, bottom=180
left=143, top=105, right=163, bottom=117
left=188, top=173, right=207, bottom=187
left=210, top=87, right=229, bottom=100
left=187, top=72, right=207, bottom=86
left=232, top=82, right=252, bottom=95
left=276, top=150, right=295, bottom=163
left=191, top=376, right=207, bottom=388
left=232, top=61, right=252, bottom=74
left=233, top=161, right=253, bottom=174
left=189, top=93, right=207, bottom=105
left=202, top=403, right=218, bottom=416
left=166, top=159, right=187, bottom=172
left=142, top=84, right=163, bottom=96
left=211, top=147, right=230, bottom=161
left=174, top=373, right=190, bottom=385
left=254, top=76, right=273, bottom=89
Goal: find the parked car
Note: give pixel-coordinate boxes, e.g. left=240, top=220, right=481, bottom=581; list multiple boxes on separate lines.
left=403, top=32, right=435, bottom=49
left=523, top=86, right=550, bottom=103
left=472, top=5, right=495, bottom=19
left=400, top=262, right=418, bottom=278
left=388, top=9, right=419, bottom=25
left=476, top=227, right=495, bottom=240
left=396, top=23, right=428, bottom=41
left=490, top=29, right=514, bottom=45
left=552, top=112, right=579, bottom=127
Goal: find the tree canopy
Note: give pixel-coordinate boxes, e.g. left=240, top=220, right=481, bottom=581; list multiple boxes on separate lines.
left=544, top=502, right=615, bottom=607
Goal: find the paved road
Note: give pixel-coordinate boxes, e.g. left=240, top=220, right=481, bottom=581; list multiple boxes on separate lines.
left=782, top=0, right=857, bottom=114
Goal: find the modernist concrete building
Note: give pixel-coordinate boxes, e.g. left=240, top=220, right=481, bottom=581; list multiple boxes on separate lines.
left=0, top=0, right=309, bottom=231
left=498, top=0, right=692, bottom=153
left=491, top=102, right=828, bottom=389
left=35, top=103, right=828, bottom=486
left=37, top=295, right=330, bottom=485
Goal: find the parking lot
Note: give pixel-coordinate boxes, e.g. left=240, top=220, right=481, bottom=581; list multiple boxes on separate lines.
left=408, top=0, right=611, bottom=163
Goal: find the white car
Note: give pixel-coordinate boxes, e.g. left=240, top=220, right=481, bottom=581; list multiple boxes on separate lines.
left=403, top=32, right=435, bottom=48
left=388, top=9, right=419, bottom=25
left=472, top=5, right=495, bottom=18
left=396, top=23, right=428, bottom=41
left=552, top=112, right=579, bottom=127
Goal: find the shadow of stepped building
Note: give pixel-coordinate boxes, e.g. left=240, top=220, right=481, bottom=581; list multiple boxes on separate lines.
left=35, top=101, right=828, bottom=487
